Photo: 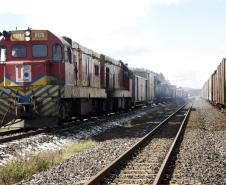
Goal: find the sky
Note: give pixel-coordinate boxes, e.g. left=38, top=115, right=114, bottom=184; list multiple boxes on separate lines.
left=0, top=0, right=226, bottom=89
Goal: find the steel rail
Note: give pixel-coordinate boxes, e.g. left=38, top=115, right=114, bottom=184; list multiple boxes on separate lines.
left=153, top=105, right=192, bottom=185
left=0, top=129, right=48, bottom=144
left=0, top=128, right=28, bottom=136
left=85, top=103, right=187, bottom=185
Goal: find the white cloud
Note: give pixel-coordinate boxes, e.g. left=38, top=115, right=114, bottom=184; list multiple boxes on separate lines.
left=0, top=0, right=199, bottom=88
left=0, top=0, right=190, bottom=39
left=0, top=0, right=189, bottom=14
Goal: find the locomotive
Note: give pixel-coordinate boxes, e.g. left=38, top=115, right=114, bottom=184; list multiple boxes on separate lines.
left=0, top=29, right=176, bottom=128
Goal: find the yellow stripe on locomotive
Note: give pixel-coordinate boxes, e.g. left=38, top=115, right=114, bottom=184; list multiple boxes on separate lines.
left=0, top=85, right=63, bottom=117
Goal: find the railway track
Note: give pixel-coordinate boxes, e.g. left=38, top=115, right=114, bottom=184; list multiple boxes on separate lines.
left=0, top=128, right=48, bottom=144
left=85, top=104, right=191, bottom=185
left=0, top=110, right=130, bottom=144
left=0, top=102, right=177, bottom=145
left=0, top=127, right=32, bottom=136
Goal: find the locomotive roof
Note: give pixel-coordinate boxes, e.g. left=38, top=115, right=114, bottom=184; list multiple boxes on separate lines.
left=57, top=36, right=71, bottom=47
left=72, top=40, right=123, bottom=66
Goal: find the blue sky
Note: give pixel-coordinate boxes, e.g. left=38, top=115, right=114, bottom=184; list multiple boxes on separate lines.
left=1, top=0, right=226, bottom=88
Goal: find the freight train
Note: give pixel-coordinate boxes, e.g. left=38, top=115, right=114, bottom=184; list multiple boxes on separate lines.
left=0, top=29, right=176, bottom=127
left=201, top=58, right=226, bottom=109
left=176, top=87, right=188, bottom=99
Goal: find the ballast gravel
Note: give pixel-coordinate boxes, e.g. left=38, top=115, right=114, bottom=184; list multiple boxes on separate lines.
left=170, top=98, right=226, bottom=185
left=0, top=104, right=162, bottom=166
left=17, top=102, right=182, bottom=185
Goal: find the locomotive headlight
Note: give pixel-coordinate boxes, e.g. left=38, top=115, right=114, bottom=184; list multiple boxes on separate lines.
left=25, top=30, right=31, bottom=41
left=25, top=36, right=31, bottom=41
left=25, top=30, right=31, bottom=36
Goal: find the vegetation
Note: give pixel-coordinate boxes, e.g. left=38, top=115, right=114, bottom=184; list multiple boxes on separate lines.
left=0, top=140, right=97, bottom=185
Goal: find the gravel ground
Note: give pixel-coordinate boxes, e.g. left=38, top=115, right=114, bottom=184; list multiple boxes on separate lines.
left=16, top=101, right=183, bottom=185
left=170, top=98, right=226, bottom=185
left=0, top=104, right=165, bottom=166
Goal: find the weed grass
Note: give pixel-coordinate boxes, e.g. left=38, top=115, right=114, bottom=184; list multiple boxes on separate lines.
left=0, top=140, right=96, bottom=185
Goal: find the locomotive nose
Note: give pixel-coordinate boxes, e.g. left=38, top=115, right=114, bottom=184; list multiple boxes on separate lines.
left=4, top=61, right=49, bottom=87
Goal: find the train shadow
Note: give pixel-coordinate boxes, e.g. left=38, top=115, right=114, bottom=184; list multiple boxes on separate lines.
left=46, top=100, right=187, bottom=144
left=90, top=120, right=183, bottom=142
left=49, top=113, right=181, bottom=144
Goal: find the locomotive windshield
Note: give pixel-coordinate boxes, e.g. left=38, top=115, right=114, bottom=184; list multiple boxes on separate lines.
left=12, top=45, right=26, bottom=58
left=32, top=44, right=47, bottom=57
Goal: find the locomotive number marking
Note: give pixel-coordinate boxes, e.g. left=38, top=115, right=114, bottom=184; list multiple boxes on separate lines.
left=31, top=31, right=48, bottom=40
left=16, top=65, right=32, bottom=83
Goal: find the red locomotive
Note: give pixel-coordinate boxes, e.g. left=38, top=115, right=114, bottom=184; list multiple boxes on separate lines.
left=0, top=29, right=131, bottom=127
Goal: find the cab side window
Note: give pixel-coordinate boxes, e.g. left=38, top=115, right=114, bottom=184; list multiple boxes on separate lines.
left=53, top=44, right=62, bottom=61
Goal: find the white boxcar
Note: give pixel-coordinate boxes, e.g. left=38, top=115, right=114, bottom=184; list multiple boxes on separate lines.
left=132, top=69, right=156, bottom=103
left=132, top=74, right=147, bottom=105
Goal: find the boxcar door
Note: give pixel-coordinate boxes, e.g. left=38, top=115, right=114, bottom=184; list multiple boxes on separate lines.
left=136, top=77, right=139, bottom=101
left=106, top=67, right=110, bottom=90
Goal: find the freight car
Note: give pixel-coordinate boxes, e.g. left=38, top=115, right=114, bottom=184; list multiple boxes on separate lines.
left=131, top=69, right=155, bottom=105
left=155, top=83, right=176, bottom=101
left=201, top=58, right=226, bottom=109
left=176, top=87, right=188, bottom=98
left=0, top=28, right=177, bottom=128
